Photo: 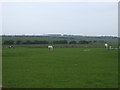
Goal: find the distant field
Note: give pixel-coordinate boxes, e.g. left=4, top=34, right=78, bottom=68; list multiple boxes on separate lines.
left=2, top=36, right=118, bottom=46
left=2, top=47, right=118, bottom=88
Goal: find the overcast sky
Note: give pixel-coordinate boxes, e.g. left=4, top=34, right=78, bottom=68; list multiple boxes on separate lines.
left=1, top=2, right=118, bottom=36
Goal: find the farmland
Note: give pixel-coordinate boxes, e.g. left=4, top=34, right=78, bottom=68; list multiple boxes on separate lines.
left=2, top=48, right=118, bottom=88
left=2, top=36, right=119, bottom=88
left=2, top=35, right=118, bottom=48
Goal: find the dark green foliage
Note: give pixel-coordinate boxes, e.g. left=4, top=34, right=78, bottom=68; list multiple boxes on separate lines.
left=16, top=40, right=22, bottom=45
left=22, top=40, right=31, bottom=44
left=78, top=40, right=90, bottom=44
left=30, top=40, right=49, bottom=44
left=53, top=40, right=68, bottom=44
left=2, top=35, right=118, bottom=47
left=69, top=40, right=77, bottom=44
left=93, top=40, right=97, bottom=43
left=3, top=40, right=14, bottom=45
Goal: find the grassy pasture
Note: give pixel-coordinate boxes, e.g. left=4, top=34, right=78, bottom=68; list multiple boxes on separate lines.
left=2, top=47, right=118, bottom=88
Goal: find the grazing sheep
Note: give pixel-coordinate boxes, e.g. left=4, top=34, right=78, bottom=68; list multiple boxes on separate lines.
left=105, top=43, right=108, bottom=49
left=8, top=45, right=14, bottom=49
left=48, top=45, right=53, bottom=51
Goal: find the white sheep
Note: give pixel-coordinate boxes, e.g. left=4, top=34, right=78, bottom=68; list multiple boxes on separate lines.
left=48, top=45, right=53, bottom=51
left=105, top=43, right=108, bottom=49
left=8, top=45, right=14, bottom=49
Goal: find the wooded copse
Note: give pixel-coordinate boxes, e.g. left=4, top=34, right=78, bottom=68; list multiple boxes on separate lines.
left=3, top=40, right=95, bottom=45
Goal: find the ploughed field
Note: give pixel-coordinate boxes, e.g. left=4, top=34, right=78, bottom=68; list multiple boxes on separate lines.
left=2, top=47, right=118, bottom=88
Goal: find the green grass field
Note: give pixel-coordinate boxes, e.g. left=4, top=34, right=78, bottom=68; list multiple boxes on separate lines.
left=2, top=47, right=118, bottom=88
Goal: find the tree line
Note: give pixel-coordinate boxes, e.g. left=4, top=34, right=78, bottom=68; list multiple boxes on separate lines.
left=3, top=40, right=97, bottom=45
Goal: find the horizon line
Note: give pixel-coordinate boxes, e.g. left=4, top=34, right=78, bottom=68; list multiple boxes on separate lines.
left=1, top=34, right=118, bottom=37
